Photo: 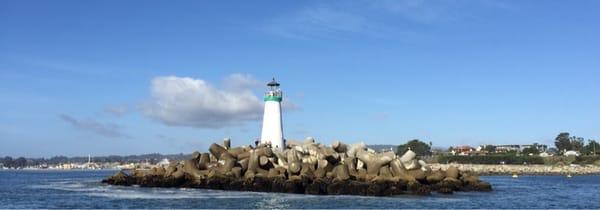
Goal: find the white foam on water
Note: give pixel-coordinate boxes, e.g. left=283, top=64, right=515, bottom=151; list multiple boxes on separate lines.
left=30, top=179, right=281, bottom=199
left=87, top=188, right=273, bottom=199
left=255, top=196, right=291, bottom=209
left=29, top=181, right=90, bottom=191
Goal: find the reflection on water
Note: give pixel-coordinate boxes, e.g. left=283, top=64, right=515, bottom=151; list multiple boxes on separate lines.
left=1, top=170, right=599, bottom=209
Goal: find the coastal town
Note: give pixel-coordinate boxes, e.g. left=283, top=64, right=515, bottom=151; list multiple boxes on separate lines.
left=0, top=154, right=182, bottom=170
left=3, top=132, right=599, bottom=175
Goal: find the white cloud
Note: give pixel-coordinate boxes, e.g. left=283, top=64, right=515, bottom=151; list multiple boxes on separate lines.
left=59, top=114, right=127, bottom=138
left=104, top=104, right=129, bottom=117
left=262, top=0, right=515, bottom=39
left=262, top=7, right=375, bottom=39
left=222, top=73, right=263, bottom=91
left=143, top=74, right=269, bottom=128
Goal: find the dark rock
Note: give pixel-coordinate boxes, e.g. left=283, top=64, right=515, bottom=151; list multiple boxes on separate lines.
left=270, top=177, right=286, bottom=193
left=366, top=181, right=386, bottom=196
left=253, top=176, right=272, bottom=192
left=407, top=181, right=431, bottom=195
left=462, top=181, right=492, bottom=192
left=102, top=171, right=133, bottom=186
left=283, top=180, right=304, bottom=194
left=347, top=181, right=368, bottom=195
left=326, top=180, right=346, bottom=195
left=304, top=183, right=321, bottom=195
left=103, top=168, right=495, bottom=196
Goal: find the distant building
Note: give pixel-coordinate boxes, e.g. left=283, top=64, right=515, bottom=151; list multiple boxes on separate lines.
left=479, top=143, right=548, bottom=154
left=157, top=158, right=170, bottom=166
left=367, top=145, right=397, bottom=153
left=564, top=150, right=580, bottom=157
left=451, top=145, right=476, bottom=156
left=521, top=144, right=548, bottom=152
left=495, top=145, right=521, bottom=153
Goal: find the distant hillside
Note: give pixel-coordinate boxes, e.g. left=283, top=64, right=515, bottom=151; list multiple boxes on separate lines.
left=1, top=153, right=192, bottom=167
left=3, top=145, right=403, bottom=168
left=81, top=153, right=191, bottom=164
left=367, top=145, right=397, bottom=152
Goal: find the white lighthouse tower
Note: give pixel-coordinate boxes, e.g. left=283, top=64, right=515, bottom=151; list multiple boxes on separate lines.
left=260, top=78, right=285, bottom=150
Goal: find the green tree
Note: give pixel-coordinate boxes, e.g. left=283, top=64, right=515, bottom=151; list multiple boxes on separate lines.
left=14, top=157, right=27, bottom=168
left=583, top=140, right=600, bottom=155
left=2, top=156, right=13, bottom=168
left=547, top=147, right=559, bottom=155
left=570, top=136, right=585, bottom=152
left=554, top=132, right=572, bottom=153
left=522, top=147, right=540, bottom=155
left=431, top=147, right=446, bottom=155
left=397, top=139, right=432, bottom=157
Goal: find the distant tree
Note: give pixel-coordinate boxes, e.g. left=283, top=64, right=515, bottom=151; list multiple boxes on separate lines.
left=484, top=145, right=497, bottom=153
left=554, top=132, right=572, bottom=153
left=106, top=155, right=124, bottom=163
left=531, top=143, right=547, bottom=152
left=49, top=156, right=69, bottom=164
left=505, top=150, right=518, bottom=156
left=547, top=147, right=559, bottom=155
left=583, top=140, right=600, bottom=155
left=14, top=157, right=27, bottom=168
left=2, top=156, right=14, bottom=168
left=522, top=147, right=540, bottom=155
left=397, top=139, right=432, bottom=157
left=430, top=147, right=446, bottom=155
left=570, top=136, right=585, bottom=152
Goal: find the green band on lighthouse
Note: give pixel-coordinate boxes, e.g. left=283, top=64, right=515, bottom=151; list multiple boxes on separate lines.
left=264, top=95, right=282, bottom=102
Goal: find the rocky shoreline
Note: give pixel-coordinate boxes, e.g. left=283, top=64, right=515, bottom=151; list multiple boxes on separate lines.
left=431, top=164, right=600, bottom=176
left=103, top=138, right=492, bottom=196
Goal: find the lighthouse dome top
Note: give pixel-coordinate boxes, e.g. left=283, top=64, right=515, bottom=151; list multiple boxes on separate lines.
left=267, top=78, right=280, bottom=87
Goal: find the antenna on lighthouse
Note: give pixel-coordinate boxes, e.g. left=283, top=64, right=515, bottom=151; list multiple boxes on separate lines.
left=260, top=77, right=285, bottom=150
left=267, top=77, right=280, bottom=88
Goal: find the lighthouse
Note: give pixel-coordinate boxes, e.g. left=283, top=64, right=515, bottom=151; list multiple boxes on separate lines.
left=260, top=78, right=285, bottom=149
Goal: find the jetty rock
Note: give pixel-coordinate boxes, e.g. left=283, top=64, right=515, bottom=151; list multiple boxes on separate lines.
left=102, top=138, right=492, bottom=196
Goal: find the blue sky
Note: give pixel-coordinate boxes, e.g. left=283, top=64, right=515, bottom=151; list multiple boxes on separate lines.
left=1, top=0, right=599, bottom=157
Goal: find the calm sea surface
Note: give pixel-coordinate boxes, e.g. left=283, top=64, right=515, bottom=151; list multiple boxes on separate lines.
left=0, top=170, right=598, bottom=209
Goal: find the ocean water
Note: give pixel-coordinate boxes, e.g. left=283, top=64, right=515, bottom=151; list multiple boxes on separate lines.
left=0, top=170, right=598, bottom=209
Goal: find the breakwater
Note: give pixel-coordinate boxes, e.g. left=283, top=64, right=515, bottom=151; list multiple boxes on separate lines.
left=103, top=139, right=492, bottom=196
left=431, top=163, right=600, bottom=175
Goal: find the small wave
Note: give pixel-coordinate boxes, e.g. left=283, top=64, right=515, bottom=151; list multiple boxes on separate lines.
left=30, top=182, right=88, bottom=191
left=255, top=196, right=291, bottom=209
left=30, top=180, right=282, bottom=199
left=86, top=188, right=274, bottom=199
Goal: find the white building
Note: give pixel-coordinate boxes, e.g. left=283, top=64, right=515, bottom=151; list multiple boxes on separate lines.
left=260, top=78, right=285, bottom=150
left=157, top=158, right=170, bottom=166
left=564, top=150, right=580, bottom=157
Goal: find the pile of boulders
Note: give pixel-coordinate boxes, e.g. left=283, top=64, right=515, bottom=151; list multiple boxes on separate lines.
left=103, top=138, right=491, bottom=196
